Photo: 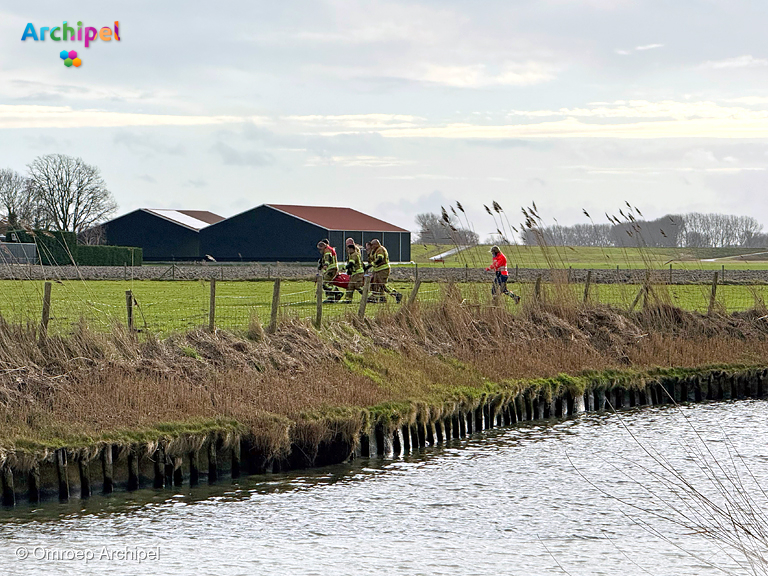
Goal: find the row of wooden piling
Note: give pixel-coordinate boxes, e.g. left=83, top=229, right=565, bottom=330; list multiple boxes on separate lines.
left=0, top=436, right=240, bottom=508
left=356, top=367, right=768, bottom=458
left=2, top=367, right=767, bottom=508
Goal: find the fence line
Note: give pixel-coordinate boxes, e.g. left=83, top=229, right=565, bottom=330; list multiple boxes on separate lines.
left=2, top=272, right=768, bottom=337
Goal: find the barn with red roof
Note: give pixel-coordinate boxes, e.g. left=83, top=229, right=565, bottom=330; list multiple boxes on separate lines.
left=199, top=204, right=411, bottom=262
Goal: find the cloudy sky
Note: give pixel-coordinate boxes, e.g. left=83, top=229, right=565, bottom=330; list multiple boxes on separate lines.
left=2, top=1, right=768, bottom=236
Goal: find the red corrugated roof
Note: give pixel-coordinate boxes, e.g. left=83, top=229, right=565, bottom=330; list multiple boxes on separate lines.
left=267, top=205, right=407, bottom=232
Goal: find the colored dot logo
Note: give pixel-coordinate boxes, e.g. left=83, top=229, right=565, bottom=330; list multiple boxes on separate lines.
left=59, top=49, right=82, bottom=68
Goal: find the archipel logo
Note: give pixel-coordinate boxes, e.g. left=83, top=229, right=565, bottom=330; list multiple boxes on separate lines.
left=21, top=21, right=120, bottom=68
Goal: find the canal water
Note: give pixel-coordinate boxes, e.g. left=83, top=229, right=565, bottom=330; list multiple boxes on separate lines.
left=1, top=401, right=766, bottom=575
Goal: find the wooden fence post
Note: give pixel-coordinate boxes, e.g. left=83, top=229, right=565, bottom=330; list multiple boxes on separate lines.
left=465, top=263, right=469, bottom=282
left=358, top=275, right=372, bottom=319
left=125, top=290, right=134, bottom=331
left=407, top=278, right=422, bottom=307
left=708, top=271, right=719, bottom=316
left=39, top=281, right=52, bottom=343
left=669, top=263, right=673, bottom=284
left=583, top=270, right=592, bottom=304
left=629, top=285, right=645, bottom=313
left=414, top=263, right=419, bottom=283
left=314, top=276, right=323, bottom=329
left=208, top=278, right=216, bottom=332
left=534, top=275, right=542, bottom=302
left=268, top=278, right=281, bottom=334
left=515, top=264, right=519, bottom=283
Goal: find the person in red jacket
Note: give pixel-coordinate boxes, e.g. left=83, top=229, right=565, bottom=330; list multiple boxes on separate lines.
left=486, top=245, right=520, bottom=303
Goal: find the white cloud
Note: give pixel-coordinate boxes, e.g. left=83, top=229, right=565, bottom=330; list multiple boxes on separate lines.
left=284, top=114, right=424, bottom=129
left=0, top=105, right=259, bottom=129
left=701, top=55, right=768, bottom=69
left=418, top=62, right=556, bottom=87
left=635, top=43, right=664, bottom=51
left=304, top=155, right=413, bottom=167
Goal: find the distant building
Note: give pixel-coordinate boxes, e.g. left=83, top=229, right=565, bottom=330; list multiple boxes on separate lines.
left=103, top=209, right=224, bottom=261
left=101, top=204, right=411, bottom=262
left=199, top=204, right=411, bottom=262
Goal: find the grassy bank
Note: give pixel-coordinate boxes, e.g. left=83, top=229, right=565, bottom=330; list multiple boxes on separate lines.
left=2, top=287, right=768, bottom=468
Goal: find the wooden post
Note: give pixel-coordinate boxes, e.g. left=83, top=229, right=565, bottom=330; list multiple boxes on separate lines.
left=102, top=445, right=113, bottom=494
left=407, top=278, right=422, bottom=307
left=125, top=290, right=134, bottom=332
left=465, top=263, right=469, bottom=282
left=123, top=263, right=127, bottom=281
left=164, top=453, right=174, bottom=488
left=358, top=275, right=372, bottom=319
left=208, top=438, right=218, bottom=483
left=56, top=448, right=69, bottom=501
left=127, top=446, right=139, bottom=491
left=1, top=466, right=14, bottom=507
left=39, top=281, right=52, bottom=343
left=78, top=459, right=91, bottom=499
left=267, top=278, right=281, bottom=334
left=208, top=278, right=216, bottom=332
left=232, top=441, right=241, bottom=479
left=669, top=263, right=673, bottom=284
left=515, top=264, right=519, bottom=283
left=28, top=465, right=41, bottom=504
left=414, top=263, right=419, bottom=283
left=189, top=450, right=200, bottom=487
left=173, top=457, right=183, bottom=487
left=534, top=275, right=542, bottom=302
left=629, top=285, right=645, bottom=313
left=314, top=276, right=323, bottom=329
left=172, top=263, right=175, bottom=280
left=583, top=270, right=592, bottom=303
left=708, top=271, right=719, bottom=316
left=153, top=448, right=164, bottom=489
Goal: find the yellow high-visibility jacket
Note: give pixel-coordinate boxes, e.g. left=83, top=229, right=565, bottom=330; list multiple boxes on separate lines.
left=371, top=246, right=390, bottom=273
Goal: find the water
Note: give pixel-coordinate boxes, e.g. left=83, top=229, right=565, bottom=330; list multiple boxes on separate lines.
left=2, top=401, right=767, bottom=575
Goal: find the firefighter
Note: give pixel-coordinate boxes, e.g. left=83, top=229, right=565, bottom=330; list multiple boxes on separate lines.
left=486, top=245, right=520, bottom=303
left=369, top=238, right=402, bottom=303
left=317, top=239, right=342, bottom=302
left=343, top=238, right=365, bottom=303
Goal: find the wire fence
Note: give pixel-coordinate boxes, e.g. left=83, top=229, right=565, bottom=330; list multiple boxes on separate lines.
left=1, top=271, right=766, bottom=337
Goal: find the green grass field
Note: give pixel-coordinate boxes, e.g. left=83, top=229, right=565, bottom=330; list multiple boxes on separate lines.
left=410, top=244, right=768, bottom=270
left=0, top=278, right=766, bottom=337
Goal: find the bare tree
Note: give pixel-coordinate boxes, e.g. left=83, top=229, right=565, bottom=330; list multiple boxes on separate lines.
left=0, top=168, right=39, bottom=229
left=415, top=212, right=479, bottom=245
left=27, top=154, right=117, bottom=233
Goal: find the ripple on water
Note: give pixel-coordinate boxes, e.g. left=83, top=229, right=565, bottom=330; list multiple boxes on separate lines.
left=1, top=401, right=767, bottom=575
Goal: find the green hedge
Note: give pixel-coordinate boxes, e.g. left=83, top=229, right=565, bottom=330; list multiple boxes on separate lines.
left=9, top=229, right=142, bottom=266
left=11, top=230, right=77, bottom=266
left=76, top=245, right=143, bottom=266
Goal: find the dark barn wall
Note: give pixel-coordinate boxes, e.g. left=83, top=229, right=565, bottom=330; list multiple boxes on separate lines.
left=401, top=232, right=411, bottom=262
left=200, top=206, right=328, bottom=262
left=104, top=211, right=200, bottom=261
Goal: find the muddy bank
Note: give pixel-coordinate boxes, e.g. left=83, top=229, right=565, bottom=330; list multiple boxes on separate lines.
left=1, top=263, right=766, bottom=284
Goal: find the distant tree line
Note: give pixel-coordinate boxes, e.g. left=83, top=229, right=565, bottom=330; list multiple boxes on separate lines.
left=522, top=213, right=768, bottom=248
left=415, top=212, right=479, bottom=245
left=0, top=154, right=117, bottom=241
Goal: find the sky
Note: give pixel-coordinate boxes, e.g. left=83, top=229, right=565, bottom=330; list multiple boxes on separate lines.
left=2, top=0, right=768, bottom=237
